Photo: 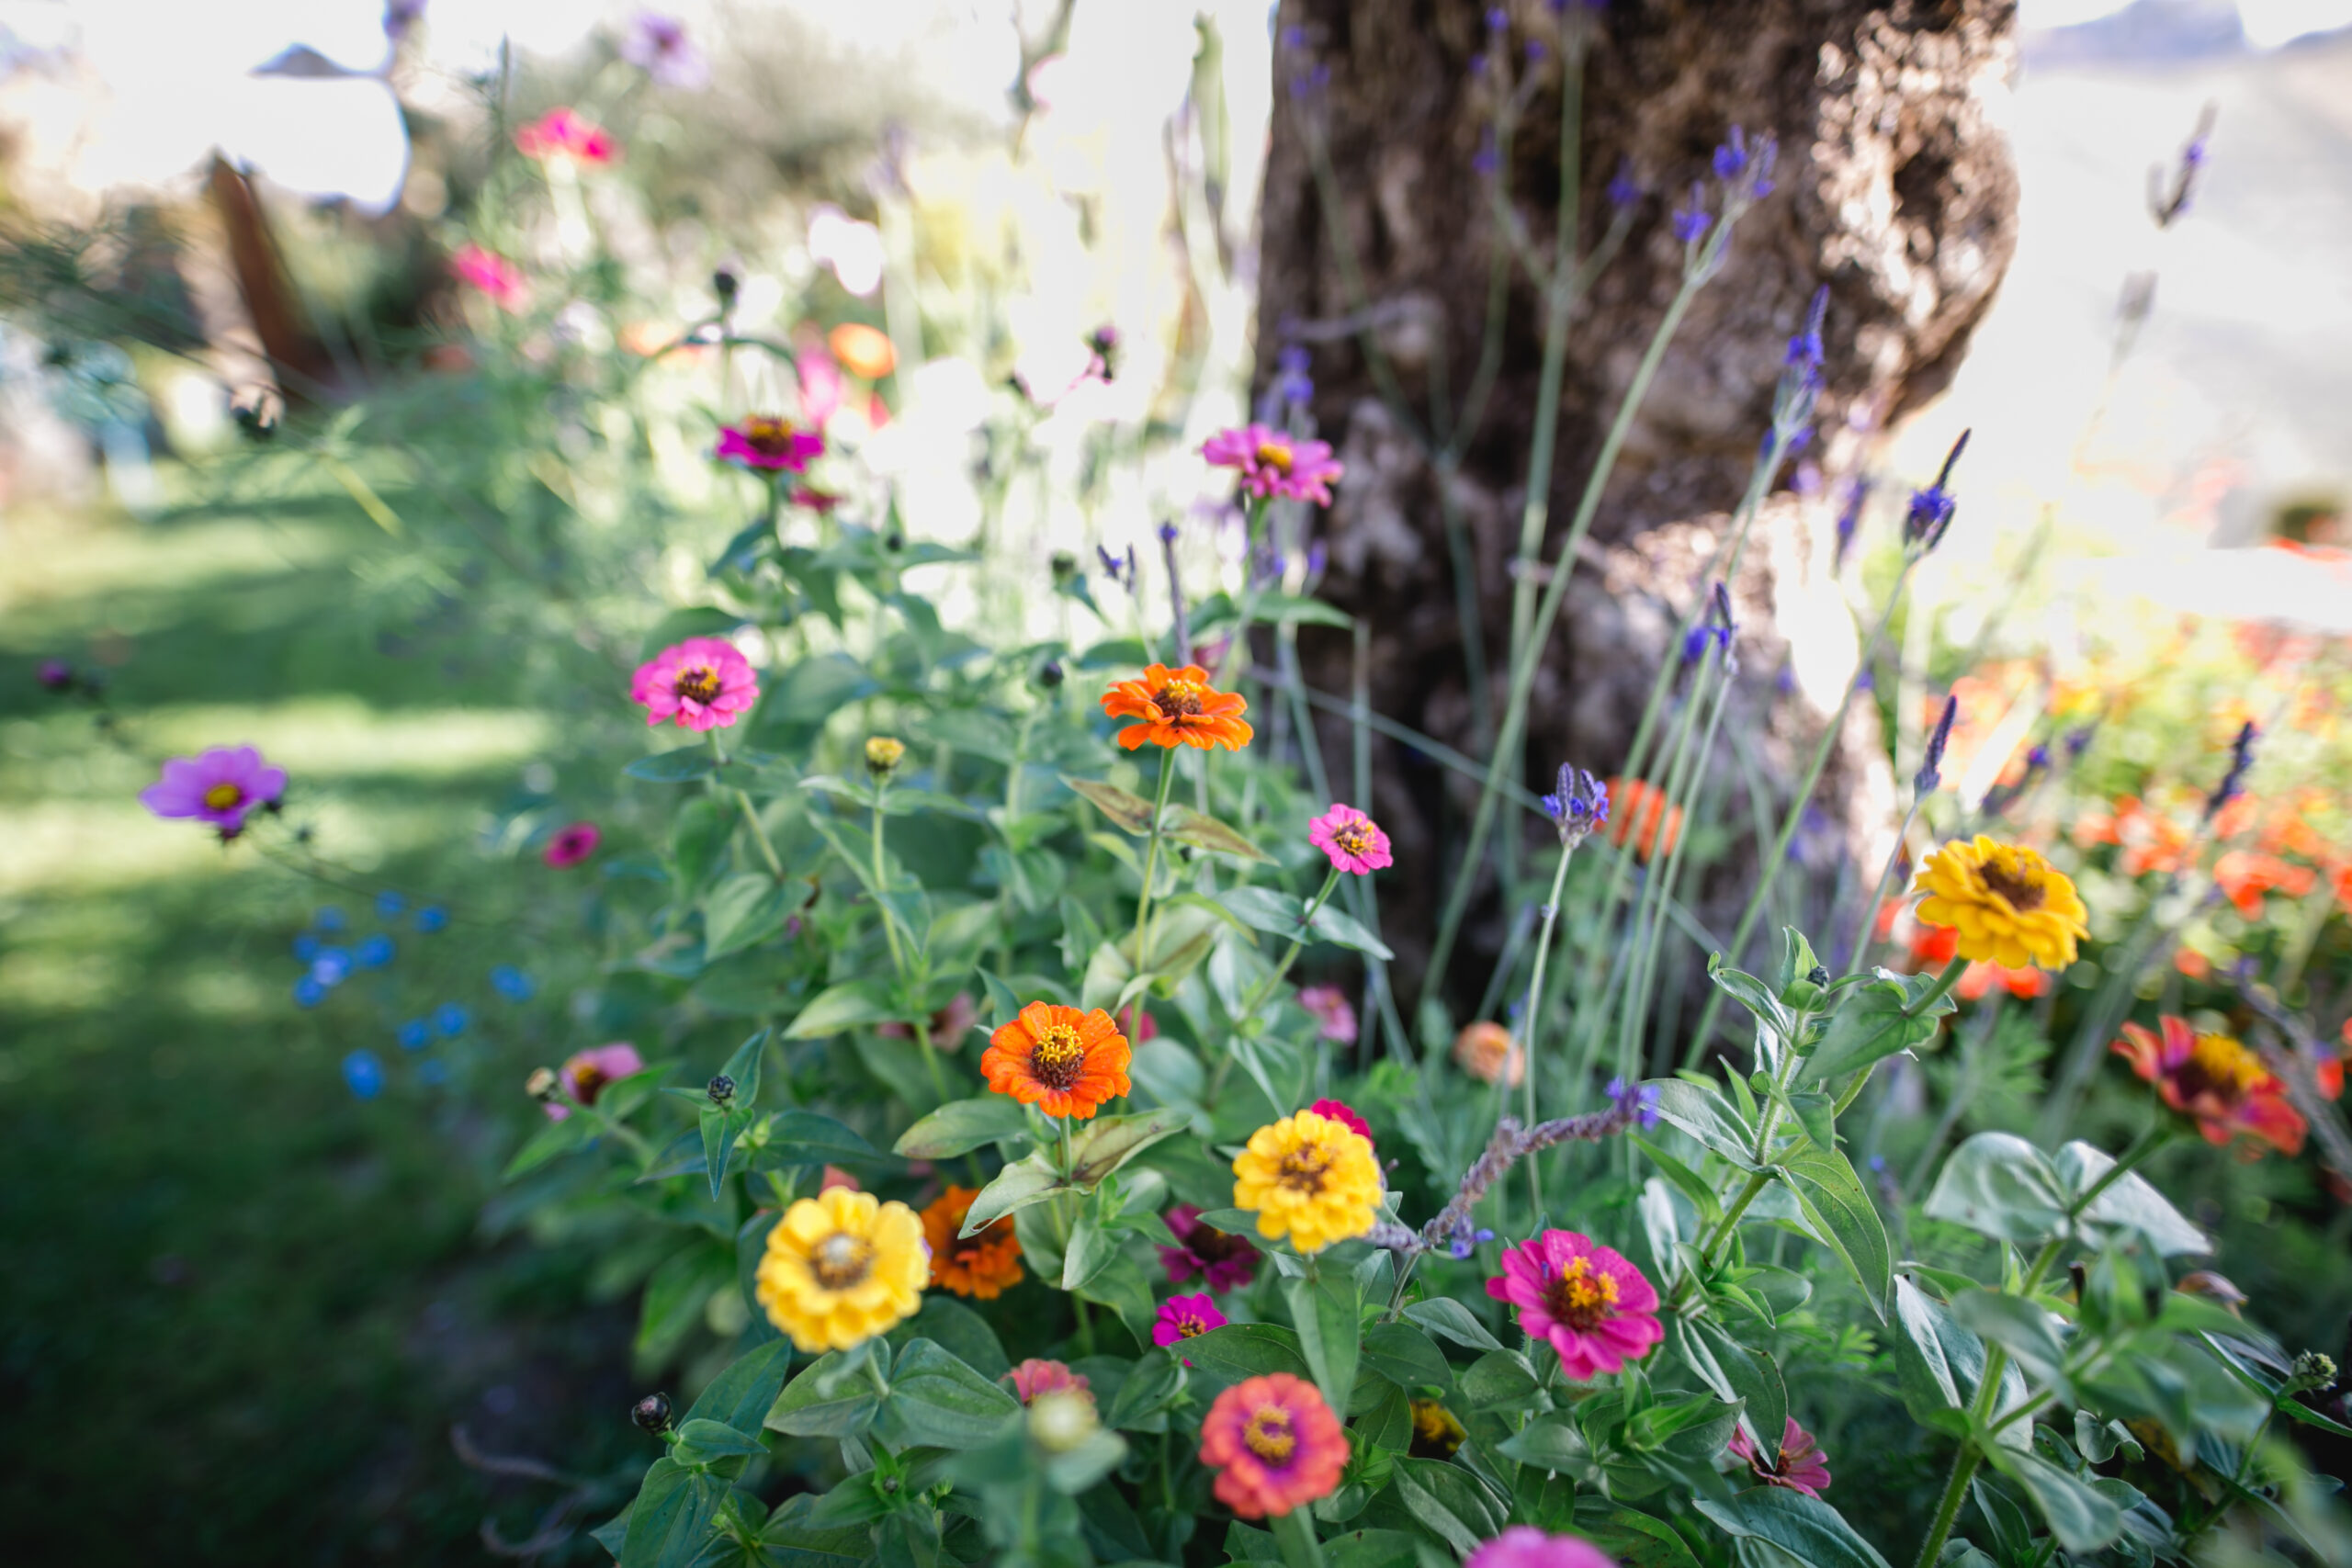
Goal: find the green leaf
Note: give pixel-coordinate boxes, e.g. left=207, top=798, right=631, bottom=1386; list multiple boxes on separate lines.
left=700, top=1104, right=753, bottom=1201
left=1781, top=1145, right=1893, bottom=1321
left=685, top=1338, right=796, bottom=1432
left=754, top=1494, right=875, bottom=1564
left=627, top=746, right=720, bottom=784
left=960, top=1148, right=1069, bottom=1235
left=636, top=1243, right=734, bottom=1365
left=1307, top=901, right=1396, bottom=960
left=718, top=1029, right=769, bottom=1108
left=1322, top=1530, right=1425, bottom=1568
left=1707, top=957, right=1794, bottom=1055
left=1676, top=1314, right=1785, bottom=1452
left=618, top=1459, right=729, bottom=1568
left=1459, top=1349, right=1543, bottom=1412
left=1691, top=1489, right=1893, bottom=1568
left=765, top=1350, right=881, bottom=1438
left=1980, top=1446, right=2123, bottom=1553
left=1360, top=1322, right=1452, bottom=1393
left=741, top=1111, right=876, bottom=1168
left=1498, top=1415, right=1596, bottom=1478
left=1403, top=1298, right=1503, bottom=1353
left=1923, top=1132, right=2069, bottom=1247
left=1892, top=1278, right=2030, bottom=1449
left=976, top=967, right=1025, bottom=1030
left=1164, top=806, right=1276, bottom=863
left=874, top=1338, right=1021, bottom=1450
left=704, top=874, right=792, bottom=958
left=671, top=1418, right=769, bottom=1464
left=1184, top=1323, right=1311, bottom=1393
left=1069, top=1107, right=1192, bottom=1187
left=1288, top=1269, right=1363, bottom=1419
left=1803, top=969, right=1954, bottom=1084
left=1062, top=774, right=1158, bottom=833
left=1652, top=1078, right=1761, bottom=1171
left=1573, top=1500, right=1703, bottom=1568
left=1223, top=885, right=1307, bottom=938
left=503, top=1111, right=597, bottom=1179
left=1107, top=1348, right=1187, bottom=1429
left=893, top=1097, right=1031, bottom=1159
left=1947, top=1290, right=2070, bottom=1385
left=884, top=1295, right=1011, bottom=1381
left=784, top=980, right=900, bottom=1039
left=2052, top=1142, right=2210, bottom=1256
left=1392, top=1458, right=1504, bottom=1555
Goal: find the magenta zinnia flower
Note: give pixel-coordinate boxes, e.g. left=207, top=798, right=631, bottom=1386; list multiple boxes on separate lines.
left=1486, top=1230, right=1663, bottom=1380
left=1198, top=1373, right=1349, bottom=1518
left=1465, top=1527, right=1618, bottom=1568
left=1004, top=1358, right=1091, bottom=1405
left=716, top=414, right=826, bottom=474
left=1159, top=1206, right=1260, bottom=1292
left=451, top=243, right=528, bottom=311
left=1308, top=1098, right=1373, bottom=1146
left=1152, top=1292, right=1228, bottom=1351
left=1202, top=423, right=1344, bottom=505
left=619, top=12, right=709, bottom=89
left=547, top=1042, right=644, bottom=1121
left=515, top=107, right=616, bottom=167
left=1308, top=803, right=1392, bottom=875
left=140, top=745, right=287, bottom=838
left=630, top=637, right=759, bottom=732
left=1728, top=1416, right=1833, bottom=1498
left=1297, top=985, right=1358, bottom=1044
left=544, top=822, right=601, bottom=868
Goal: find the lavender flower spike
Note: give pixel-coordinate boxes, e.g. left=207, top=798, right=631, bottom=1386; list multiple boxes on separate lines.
left=2206, top=720, right=2256, bottom=822
left=1915, top=694, right=1957, bottom=795
left=1672, top=182, right=1711, bottom=244
left=1902, top=429, right=1972, bottom=554
left=1540, top=763, right=1609, bottom=847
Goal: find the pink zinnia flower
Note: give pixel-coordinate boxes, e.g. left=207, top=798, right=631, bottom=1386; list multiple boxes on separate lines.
left=1202, top=423, right=1345, bottom=505
left=1152, top=1292, right=1228, bottom=1350
left=1198, top=1373, right=1349, bottom=1518
left=1309, top=803, right=1392, bottom=875
left=543, top=822, right=600, bottom=868
left=1465, top=1528, right=1618, bottom=1568
left=1159, top=1206, right=1260, bottom=1292
left=716, top=414, right=826, bottom=474
left=1004, top=1358, right=1091, bottom=1405
left=514, top=107, right=616, bottom=167
left=619, top=12, right=709, bottom=89
left=1297, top=985, right=1358, bottom=1044
left=1485, top=1230, right=1663, bottom=1380
left=546, top=1042, right=644, bottom=1121
left=1729, top=1416, right=1833, bottom=1498
left=630, top=637, right=759, bottom=732
left=451, top=243, right=528, bottom=311
left=140, top=745, right=287, bottom=838
left=1308, top=1098, right=1373, bottom=1145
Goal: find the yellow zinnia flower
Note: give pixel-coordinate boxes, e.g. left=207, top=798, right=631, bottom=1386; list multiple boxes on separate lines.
left=755, top=1188, right=928, bottom=1353
left=1231, top=1109, right=1384, bottom=1254
left=1914, top=835, right=2089, bottom=971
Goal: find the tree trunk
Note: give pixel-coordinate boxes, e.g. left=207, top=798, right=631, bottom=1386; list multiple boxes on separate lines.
left=1255, top=0, right=2019, bottom=1004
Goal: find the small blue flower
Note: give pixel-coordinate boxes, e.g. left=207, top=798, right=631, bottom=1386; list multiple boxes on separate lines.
left=1713, top=125, right=1749, bottom=183
left=311, top=949, right=353, bottom=987
left=418, top=1058, right=451, bottom=1087
left=1473, top=1227, right=1495, bottom=1245
left=1541, top=763, right=1609, bottom=847
left=292, top=933, right=321, bottom=962
left=1275, top=343, right=1314, bottom=405
left=375, top=890, right=406, bottom=919
left=435, top=1003, right=470, bottom=1037
left=314, top=906, right=347, bottom=932
left=343, top=1049, right=385, bottom=1100
left=1472, top=128, right=1499, bottom=176
left=1903, top=431, right=1971, bottom=553
left=1606, top=158, right=1641, bottom=209
left=355, top=934, right=395, bottom=969
left=1449, top=1236, right=1476, bottom=1260
left=293, top=976, right=327, bottom=1009
left=414, top=905, right=449, bottom=933
left=491, top=964, right=536, bottom=1001
left=1671, top=183, right=1710, bottom=244
left=1605, top=1075, right=1660, bottom=1129
left=1834, top=477, right=1870, bottom=570
left=398, top=1019, right=431, bottom=1051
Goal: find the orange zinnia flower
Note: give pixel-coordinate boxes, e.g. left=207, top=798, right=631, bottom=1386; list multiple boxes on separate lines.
left=1101, top=664, right=1253, bottom=751
left=1604, top=777, right=1681, bottom=862
left=981, top=1001, right=1132, bottom=1119
left=2112, top=1016, right=2308, bottom=1156
left=1908, top=923, right=2045, bottom=1001
left=920, top=1184, right=1024, bottom=1299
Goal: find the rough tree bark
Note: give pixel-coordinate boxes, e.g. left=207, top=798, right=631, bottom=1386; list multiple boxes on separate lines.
left=1254, top=0, right=2019, bottom=1003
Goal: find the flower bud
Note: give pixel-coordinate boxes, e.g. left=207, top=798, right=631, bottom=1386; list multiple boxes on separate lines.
left=525, top=1066, right=560, bottom=1101
left=1027, top=1388, right=1100, bottom=1453
left=2290, top=1351, right=2338, bottom=1393
left=865, top=736, right=906, bottom=778
left=707, top=1073, right=736, bottom=1105
left=631, top=1393, right=673, bottom=1433
left=712, top=268, right=739, bottom=306
left=1806, top=965, right=1829, bottom=987
left=1049, top=551, right=1080, bottom=587
left=37, top=660, right=74, bottom=693
left=1036, top=658, right=1065, bottom=690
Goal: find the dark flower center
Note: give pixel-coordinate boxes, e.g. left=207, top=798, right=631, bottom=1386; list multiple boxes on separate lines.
left=202, top=783, right=244, bottom=811
left=2178, top=1032, right=2266, bottom=1102
left=1188, top=1223, right=1254, bottom=1269
left=674, top=663, right=723, bottom=704
left=1331, top=820, right=1374, bottom=857
left=1544, top=1257, right=1621, bottom=1330
left=1979, top=858, right=2045, bottom=911
left=571, top=1064, right=608, bottom=1102
left=809, top=1231, right=875, bottom=1291
left=1276, top=1145, right=1332, bottom=1193
left=741, top=416, right=799, bottom=457
left=1243, top=1405, right=1296, bottom=1463
left=1174, top=1312, right=1210, bottom=1339
left=1152, top=680, right=1205, bottom=718
left=1032, top=1023, right=1085, bottom=1089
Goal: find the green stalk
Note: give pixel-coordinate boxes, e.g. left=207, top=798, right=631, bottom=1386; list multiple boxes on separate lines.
left=1516, top=839, right=1582, bottom=1215
left=1236, top=865, right=1347, bottom=1023
left=1617, top=656, right=1719, bottom=1082
left=708, top=731, right=787, bottom=883
left=1131, top=750, right=1181, bottom=968
left=1629, top=649, right=1737, bottom=1081
left=1272, top=1505, right=1327, bottom=1568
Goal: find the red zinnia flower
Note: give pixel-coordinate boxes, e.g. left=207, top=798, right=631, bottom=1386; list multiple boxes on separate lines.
left=450, top=243, right=528, bottom=310
left=1198, top=1373, right=1349, bottom=1517
left=1152, top=1292, right=1227, bottom=1348
left=514, top=107, right=616, bottom=166
left=1004, top=1359, right=1091, bottom=1406
left=2112, top=1016, right=2309, bottom=1156
left=980, top=1002, right=1131, bottom=1119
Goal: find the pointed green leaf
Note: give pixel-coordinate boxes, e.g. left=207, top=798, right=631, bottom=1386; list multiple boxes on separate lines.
left=627, top=746, right=720, bottom=783
left=894, top=1096, right=1031, bottom=1159
left=959, top=1148, right=1069, bottom=1235
left=1781, top=1145, right=1892, bottom=1321
left=783, top=979, right=900, bottom=1039
left=1062, top=774, right=1158, bottom=833
left=1165, top=805, right=1275, bottom=863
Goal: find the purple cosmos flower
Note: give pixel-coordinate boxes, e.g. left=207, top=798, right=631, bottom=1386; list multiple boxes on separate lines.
left=140, top=745, right=287, bottom=838
left=620, top=12, right=709, bottom=89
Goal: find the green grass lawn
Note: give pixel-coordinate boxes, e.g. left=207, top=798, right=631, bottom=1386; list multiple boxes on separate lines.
left=0, top=487, right=649, bottom=1563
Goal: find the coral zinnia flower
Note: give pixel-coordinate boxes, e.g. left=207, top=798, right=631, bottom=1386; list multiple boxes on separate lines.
left=1159, top=1204, right=1260, bottom=1291
left=1486, top=1230, right=1663, bottom=1380
left=630, top=637, right=759, bottom=732
left=981, top=1002, right=1131, bottom=1119
left=141, top=745, right=288, bottom=837
left=1202, top=423, right=1346, bottom=506
left=716, top=414, right=826, bottom=473
left=1453, top=1021, right=1524, bottom=1088
left=2113, top=1016, right=2310, bottom=1155
left=920, top=1184, right=1023, bottom=1299
left=1914, top=835, right=2088, bottom=970
left=1231, top=1109, right=1383, bottom=1254
left=450, top=243, right=529, bottom=310
left=828, top=321, right=897, bottom=380
left=1004, top=1359, right=1091, bottom=1405
left=755, top=1188, right=928, bottom=1352
left=514, top=107, right=616, bottom=166
left=1101, top=663, right=1253, bottom=751
left=1729, top=1416, right=1834, bottom=1497
left=1198, top=1373, right=1349, bottom=1518
left=1152, top=1292, right=1228, bottom=1348
left=1297, top=985, right=1358, bottom=1044
left=544, top=1042, right=644, bottom=1122
left=1464, top=1528, right=1617, bottom=1568
left=543, top=821, right=600, bottom=868
left=1309, top=803, right=1393, bottom=874
left=1604, top=776, right=1681, bottom=862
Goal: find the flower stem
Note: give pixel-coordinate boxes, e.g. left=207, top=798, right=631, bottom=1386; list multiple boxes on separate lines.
left=1272, top=1506, right=1327, bottom=1568
left=1516, top=840, right=1582, bottom=1215
left=710, top=731, right=787, bottom=883
left=1132, top=749, right=1181, bottom=969
left=1841, top=791, right=1926, bottom=972
left=1236, top=865, right=1345, bottom=1023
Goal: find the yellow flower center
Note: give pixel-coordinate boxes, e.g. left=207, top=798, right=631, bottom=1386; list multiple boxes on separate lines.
left=1331, top=819, right=1374, bottom=857
left=1153, top=679, right=1206, bottom=718
left=809, top=1231, right=875, bottom=1291
left=1546, top=1256, right=1621, bottom=1329
left=1175, top=1312, right=1210, bottom=1339
left=674, top=663, right=722, bottom=704
left=1979, top=852, right=2048, bottom=912
left=1243, top=1405, right=1297, bottom=1463
left=571, top=1063, right=607, bottom=1099
left=1277, top=1142, right=1333, bottom=1193
left=2186, top=1032, right=2267, bottom=1099
left=202, top=783, right=244, bottom=811
left=1032, top=1023, right=1086, bottom=1089
left=1254, top=439, right=1295, bottom=475
left=741, top=415, right=799, bottom=456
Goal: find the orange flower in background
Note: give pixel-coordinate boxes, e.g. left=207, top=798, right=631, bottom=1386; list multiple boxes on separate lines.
left=2112, top=1017, right=2308, bottom=1156
left=828, top=321, right=897, bottom=380
left=2212, top=850, right=2315, bottom=919
left=1102, top=664, right=1253, bottom=751
left=2115, top=797, right=2195, bottom=878
left=1908, top=923, right=2045, bottom=1001
left=920, top=1184, right=1023, bottom=1299
left=1604, top=777, right=1682, bottom=862
left=2173, top=947, right=2211, bottom=982
left=1452, top=1021, right=1524, bottom=1087
left=981, top=1001, right=1131, bottom=1118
